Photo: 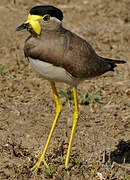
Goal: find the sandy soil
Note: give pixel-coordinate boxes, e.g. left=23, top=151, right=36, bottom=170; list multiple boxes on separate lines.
left=0, top=0, right=130, bottom=179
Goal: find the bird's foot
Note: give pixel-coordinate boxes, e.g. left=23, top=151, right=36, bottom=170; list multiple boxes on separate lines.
left=31, top=156, right=49, bottom=172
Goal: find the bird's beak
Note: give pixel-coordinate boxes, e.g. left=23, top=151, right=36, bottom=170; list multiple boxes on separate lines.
left=16, top=23, right=29, bottom=31
left=16, top=14, right=42, bottom=34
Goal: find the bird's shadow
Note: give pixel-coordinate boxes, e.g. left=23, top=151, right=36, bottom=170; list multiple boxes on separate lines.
left=105, top=140, right=130, bottom=164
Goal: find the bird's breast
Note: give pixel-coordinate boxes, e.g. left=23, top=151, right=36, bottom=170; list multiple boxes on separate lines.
left=29, top=57, right=80, bottom=86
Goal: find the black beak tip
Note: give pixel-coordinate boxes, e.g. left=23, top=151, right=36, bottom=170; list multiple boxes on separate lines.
left=16, top=23, right=29, bottom=31
left=16, top=26, right=21, bottom=31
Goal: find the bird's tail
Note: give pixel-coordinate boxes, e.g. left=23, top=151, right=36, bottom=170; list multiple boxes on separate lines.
left=99, top=56, right=126, bottom=72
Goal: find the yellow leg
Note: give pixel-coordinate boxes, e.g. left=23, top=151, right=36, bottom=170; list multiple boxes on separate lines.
left=31, top=82, right=62, bottom=172
left=65, top=86, right=80, bottom=169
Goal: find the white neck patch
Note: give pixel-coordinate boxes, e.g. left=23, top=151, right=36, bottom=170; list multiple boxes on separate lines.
left=50, top=17, right=61, bottom=23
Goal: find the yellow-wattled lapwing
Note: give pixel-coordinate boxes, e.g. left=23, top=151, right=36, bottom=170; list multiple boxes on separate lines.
left=16, top=5, right=126, bottom=171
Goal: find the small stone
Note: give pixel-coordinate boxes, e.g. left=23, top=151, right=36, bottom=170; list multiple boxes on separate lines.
left=67, top=118, right=73, bottom=128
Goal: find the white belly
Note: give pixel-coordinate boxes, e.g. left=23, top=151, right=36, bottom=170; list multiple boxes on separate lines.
left=29, top=58, right=80, bottom=86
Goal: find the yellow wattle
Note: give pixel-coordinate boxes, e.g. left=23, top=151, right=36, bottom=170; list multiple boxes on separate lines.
left=25, top=14, right=43, bottom=35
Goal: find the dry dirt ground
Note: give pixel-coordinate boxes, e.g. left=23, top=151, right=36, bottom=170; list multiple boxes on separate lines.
left=0, top=0, right=130, bottom=179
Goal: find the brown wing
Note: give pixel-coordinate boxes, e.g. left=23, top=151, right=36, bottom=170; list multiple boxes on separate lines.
left=24, top=27, right=111, bottom=78
left=60, top=29, right=111, bottom=78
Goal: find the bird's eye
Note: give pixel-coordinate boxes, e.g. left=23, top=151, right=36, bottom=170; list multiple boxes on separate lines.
left=43, top=14, right=50, bottom=22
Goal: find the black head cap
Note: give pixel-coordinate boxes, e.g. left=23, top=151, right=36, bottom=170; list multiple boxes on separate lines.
left=30, top=5, right=63, bottom=21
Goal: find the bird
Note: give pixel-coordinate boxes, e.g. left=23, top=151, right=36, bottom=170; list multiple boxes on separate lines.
left=16, top=5, right=126, bottom=172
